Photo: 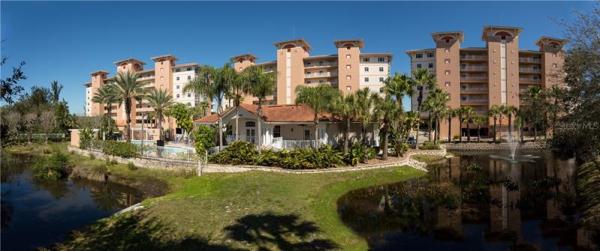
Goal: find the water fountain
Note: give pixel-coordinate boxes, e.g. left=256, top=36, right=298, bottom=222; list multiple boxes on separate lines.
left=490, top=122, right=539, bottom=163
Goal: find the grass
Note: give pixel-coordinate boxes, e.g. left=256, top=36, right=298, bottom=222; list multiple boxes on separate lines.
left=411, top=154, right=447, bottom=164
left=5, top=142, right=425, bottom=250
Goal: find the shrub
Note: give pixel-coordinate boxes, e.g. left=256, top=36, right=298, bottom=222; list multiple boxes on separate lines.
left=255, top=149, right=282, bottom=166
left=193, top=125, right=216, bottom=157
left=102, top=141, right=139, bottom=158
left=421, top=141, right=441, bottom=150
left=453, top=135, right=460, bottom=140
left=79, top=128, right=94, bottom=149
left=345, top=143, right=376, bottom=166
left=127, top=162, right=137, bottom=170
left=279, top=145, right=343, bottom=169
left=209, top=141, right=257, bottom=165
left=393, top=142, right=409, bottom=157
left=33, top=152, right=70, bottom=180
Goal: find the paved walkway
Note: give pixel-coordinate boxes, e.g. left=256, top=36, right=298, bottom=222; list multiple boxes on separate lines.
left=202, top=148, right=446, bottom=174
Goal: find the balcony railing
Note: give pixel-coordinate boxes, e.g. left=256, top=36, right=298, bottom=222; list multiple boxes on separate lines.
left=461, top=99, right=489, bottom=105
left=460, top=88, right=489, bottom=94
left=461, top=66, right=488, bottom=71
left=519, top=68, right=541, bottom=73
left=460, top=55, right=488, bottom=61
left=520, top=77, right=542, bottom=83
left=519, top=57, right=541, bottom=63
left=461, top=75, right=488, bottom=81
left=305, top=72, right=338, bottom=78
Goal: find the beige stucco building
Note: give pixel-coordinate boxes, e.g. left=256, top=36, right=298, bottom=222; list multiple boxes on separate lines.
left=232, top=39, right=392, bottom=105
left=407, top=26, right=566, bottom=139
left=84, top=55, right=207, bottom=140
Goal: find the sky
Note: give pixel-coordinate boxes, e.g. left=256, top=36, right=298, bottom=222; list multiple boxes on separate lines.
left=1, top=1, right=593, bottom=114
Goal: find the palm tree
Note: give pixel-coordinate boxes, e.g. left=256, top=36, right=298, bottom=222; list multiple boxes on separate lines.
left=111, top=72, right=148, bottom=142
left=424, top=88, right=450, bottom=143
left=92, top=84, right=119, bottom=139
left=473, top=115, right=486, bottom=142
left=516, top=108, right=528, bottom=143
left=410, top=68, right=436, bottom=148
left=184, top=65, right=229, bottom=150
left=373, top=94, right=401, bottom=160
left=245, top=66, right=276, bottom=147
left=488, top=105, right=502, bottom=142
left=503, top=105, right=517, bottom=138
left=295, top=84, right=338, bottom=146
left=443, top=107, right=456, bottom=142
left=422, top=97, right=435, bottom=142
left=145, top=89, right=174, bottom=141
left=459, top=106, right=475, bottom=142
left=355, top=88, right=374, bottom=144
left=332, top=92, right=357, bottom=155
left=50, top=80, right=63, bottom=104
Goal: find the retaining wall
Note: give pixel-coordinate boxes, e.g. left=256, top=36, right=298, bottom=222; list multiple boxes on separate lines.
left=68, top=146, right=197, bottom=170
left=445, top=141, right=547, bottom=151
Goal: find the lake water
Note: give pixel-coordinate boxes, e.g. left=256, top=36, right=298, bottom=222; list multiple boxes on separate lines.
left=1, top=153, right=144, bottom=251
left=338, top=151, right=598, bottom=251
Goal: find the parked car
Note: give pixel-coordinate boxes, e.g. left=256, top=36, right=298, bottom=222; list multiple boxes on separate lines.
left=408, top=136, right=417, bottom=148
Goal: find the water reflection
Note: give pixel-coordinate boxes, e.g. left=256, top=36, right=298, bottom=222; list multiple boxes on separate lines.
left=1, top=153, right=144, bottom=251
left=338, top=151, right=597, bottom=250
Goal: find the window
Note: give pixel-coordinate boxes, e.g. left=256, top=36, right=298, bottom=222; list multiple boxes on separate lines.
left=319, top=70, right=323, bottom=74
left=445, top=81, right=451, bottom=87
left=346, top=54, right=351, bottom=59
left=319, top=80, right=324, bottom=83
left=307, top=62, right=312, bottom=66
left=176, top=85, right=180, bottom=89
left=427, top=53, right=434, bottom=58
left=445, top=59, right=451, bottom=64
left=379, top=77, right=384, bottom=82
left=346, top=64, right=351, bottom=69
left=364, top=67, right=369, bottom=72
left=553, top=63, right=558, bottom=68
left=187, top=76, right=191, bottom=80
left=363, top=58, right=370, bottom=62
left=245, top=121, right=256, bottom=127
left=428, top=63, right=434, bottom=68
left=307, top=80, right=312, bottom=84
left=444, top=48, right=449, bottom=53
left=187, top=68, right=191, bottom=71
left=318, top=61, right=323, bottom=66
left=445, top=70, right=451, bottom=76
left=416, top=53, right=423, bottom=58
left=417, top=63, right=422, bottom=68
left=273, top=126, right=281, bottom=138
left=304, top=130, right=310, bottom=140
left=364, top=77, right=369, bottom=82
left=379, top=67, right=384, bottom=72
left=346, top=86, right=351, bottom=91
left=378, top=57, right=385, bottom=62
left=346, top=75, right=351, bottom=80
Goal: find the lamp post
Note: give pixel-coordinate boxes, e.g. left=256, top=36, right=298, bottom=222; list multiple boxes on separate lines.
left=141, top=112, right=146, bottom=156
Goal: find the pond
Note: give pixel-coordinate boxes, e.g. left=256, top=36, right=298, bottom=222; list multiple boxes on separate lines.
left=338, top=151, right=598, bottom=251
left=1, top=153, right=144, bottom=251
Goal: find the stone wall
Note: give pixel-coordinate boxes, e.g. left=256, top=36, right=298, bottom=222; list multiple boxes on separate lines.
left=68, top=146, right=197, bottom=171
left=445, top=141, right=547, bottom=151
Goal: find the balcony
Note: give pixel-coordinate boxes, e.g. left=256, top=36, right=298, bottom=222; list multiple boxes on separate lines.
left=460, top=87, right=489, bottom=94
left=461, top=75, right=488, bottom=82
left=304, top=72, right=338, bottom=78
left=460, top=55, right=488, bottom=61
left=519, top=77, right=542, bottom=84
left=519, top=67, right=541, bottom=74
left=304, top=62, right=337, bottom=69
left=460, top=97, right=489, bottom=106
left=519, top=57, right=541, bottom=64
left=460, top=65, right=488, bottom=72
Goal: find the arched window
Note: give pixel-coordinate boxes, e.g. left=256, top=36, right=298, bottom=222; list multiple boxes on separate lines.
left=441, top=36, right=454, bottom=44
left=494, top=31, right=512, bottom=41
left=245, top=121, right=256, bottom=127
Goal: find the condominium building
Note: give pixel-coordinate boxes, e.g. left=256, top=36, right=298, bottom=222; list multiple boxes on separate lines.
left=406, top=26, right=566, bottom=139
left=84, top=55, right=206, bottom=139
left=232, top=39, right=392, bottom=105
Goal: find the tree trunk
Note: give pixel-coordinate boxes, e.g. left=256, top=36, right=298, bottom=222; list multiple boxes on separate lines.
left=447, top=115, right=452, bottom=143
left=533, top=126, right=537, bottom=141
left=415, top=111, right=420, bottom=149
left=125, top=98, right=132, bottom=142
left=344, top=118, right=350, bottom=155
left=235, top=107, right=239, bottom=141
left=257, top=103, right=262, bottom=148
left=498, top=116, right=503, bottom=141
left=458, top=115, right=463, bottom=143
left=493, top=117, right=497, bottom=143
left=477, top=125, right=481, bottom=142
left=382, top=125, right=389, bottom=160
left=218, top=115, right=223, bottom=151
left=314, top=113, right=319, bottom=148
left=520, top=124, right=524, bottom=143
left=466, top=117, right=471, bottom=142
left=427, top=112, right=432, bottom=142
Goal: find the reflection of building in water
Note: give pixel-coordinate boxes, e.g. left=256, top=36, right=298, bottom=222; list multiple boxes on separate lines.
left=488, top=158, right=522, bottom=241
left=434, top=157, right=463, bottom=235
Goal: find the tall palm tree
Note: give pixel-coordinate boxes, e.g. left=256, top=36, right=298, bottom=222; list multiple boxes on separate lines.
left=355, top=88, right=374, bottom=144
left=503, top=105, right=517, bottom=138
left=111, top=72, right=148, bottom=142
left=295, top=84, right=338, bottom=146
left=245, top=66, right=276, bottom=147
left=473, top=115, right=486, bottom=142
left=92, top=84, right=119, bottom=139
left=488, top=105, right=502, bottom=142
left=515, top=108, right=528, bottom=143
left=460, top=106, right=475, bottom=142
left=332, top=92, right=357, bottom=154
left=410, top=68, right=436, bottom=148
left=145, top=89, right=174, bottom=141
left=50, top=80, right=63, bottom=104
left=373, top=94, right=401, bottom=160
left=425, top=88, right=450, bottom=143
left=184, top=65, right=229, bottom=150
left=443, top=107, right=456, bottom=142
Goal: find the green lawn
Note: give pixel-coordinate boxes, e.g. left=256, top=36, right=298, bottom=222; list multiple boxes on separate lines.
left=5, top=143, right=424, bottom=250
left=58, top=163, right=423, bottom=250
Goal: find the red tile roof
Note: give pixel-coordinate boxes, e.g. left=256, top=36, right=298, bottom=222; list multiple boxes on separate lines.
left=194, top=104, right=334, bottom=124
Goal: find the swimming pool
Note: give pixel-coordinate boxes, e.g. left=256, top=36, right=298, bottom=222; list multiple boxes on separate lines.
left=130, top=140, right=196, bottom=157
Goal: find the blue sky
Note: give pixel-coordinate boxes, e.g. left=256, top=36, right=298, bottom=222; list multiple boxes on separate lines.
left=1, top=1, right=592, bottom=114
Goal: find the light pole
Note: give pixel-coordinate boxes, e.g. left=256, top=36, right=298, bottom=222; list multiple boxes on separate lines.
left=141, top=112, right=146, bottom=156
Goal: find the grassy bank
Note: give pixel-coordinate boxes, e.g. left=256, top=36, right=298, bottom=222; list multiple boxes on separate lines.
left=4, top=143, right=425, bottom=250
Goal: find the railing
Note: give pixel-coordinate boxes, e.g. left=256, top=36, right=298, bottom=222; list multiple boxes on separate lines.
left=519, top=77, right=542, bottom=83
left=460, top=66, right=488, bottom=71
left=461, top=88, right=489, bottom=93
left=269, top=137, right=320, bottom=149
left=519, top=68, right=541, bottom=73
left=461, top=99, right=489, bottom=105
left=305, top=72, right=338, bottom=78
left=519, top=57, right=541, bottom=63
left=461, top=76, right=488, bottom=81
left=304, top=63, right=337, bottom=68
left=460, top=55, right=488, bottom=61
